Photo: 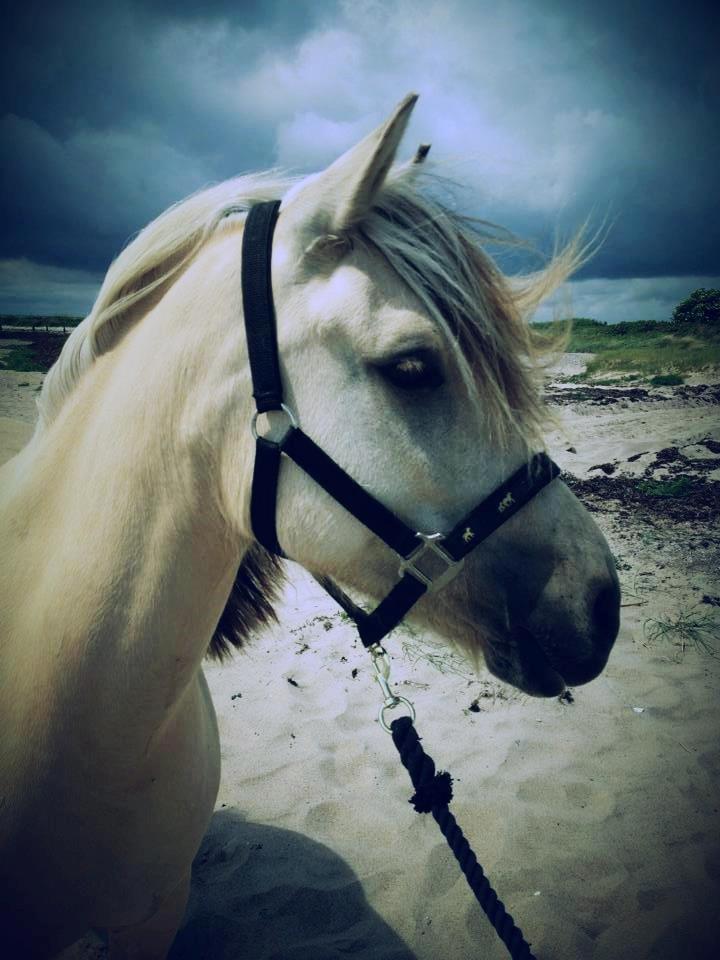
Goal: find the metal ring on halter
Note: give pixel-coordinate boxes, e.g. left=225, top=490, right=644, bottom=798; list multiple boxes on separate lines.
left=251, top=403, right=298, bottom=442
left=379, top=696, right=416, bottom=734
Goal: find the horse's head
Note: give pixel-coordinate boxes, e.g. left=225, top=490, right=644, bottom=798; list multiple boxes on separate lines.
left=236, top=94, right=619, bottom=697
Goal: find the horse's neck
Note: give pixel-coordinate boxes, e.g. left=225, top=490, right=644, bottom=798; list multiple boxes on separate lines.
left=1, top=292, right=248, bottom=767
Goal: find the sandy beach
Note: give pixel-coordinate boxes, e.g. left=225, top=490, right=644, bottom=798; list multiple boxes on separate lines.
left=2, top=356, right=718, bottom=960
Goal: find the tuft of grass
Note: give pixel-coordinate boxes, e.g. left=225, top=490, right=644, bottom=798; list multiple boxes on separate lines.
left=636, top=475, right=693, bottom=498
left=643, top=606, right=719, bottom=661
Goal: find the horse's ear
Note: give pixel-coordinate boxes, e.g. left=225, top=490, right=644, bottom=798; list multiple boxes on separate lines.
left=281, top=93, right=418, bottom=239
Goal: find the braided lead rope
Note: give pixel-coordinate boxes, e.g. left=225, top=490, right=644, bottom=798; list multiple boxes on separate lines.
left=390, top=715, right=537, bottom=960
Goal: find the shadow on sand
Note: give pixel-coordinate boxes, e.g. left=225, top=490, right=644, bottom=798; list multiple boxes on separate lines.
left=169, top=809, right=417, bottom=960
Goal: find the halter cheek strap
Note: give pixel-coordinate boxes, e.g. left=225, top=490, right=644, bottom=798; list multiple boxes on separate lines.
left=241, top=200, right=560, bottom=648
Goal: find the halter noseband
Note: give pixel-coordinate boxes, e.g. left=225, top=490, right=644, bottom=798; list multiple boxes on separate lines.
left=241, top=200, right=560, bottom=649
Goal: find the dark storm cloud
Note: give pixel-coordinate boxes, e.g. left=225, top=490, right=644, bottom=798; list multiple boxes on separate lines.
left=534, top=0, right=720, bottom=278
left=1, top=1, right=330, bottom=271
left=549, top=0, right=719, bottom=106
left=1, top=1, right=332, bottom=264
left=1, top=0, right=718, bottom=316
left=2, top=1, right=326, bottom=138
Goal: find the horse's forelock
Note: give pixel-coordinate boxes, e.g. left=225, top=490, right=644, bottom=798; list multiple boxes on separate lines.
left=360, top=175, right=584, bottom=449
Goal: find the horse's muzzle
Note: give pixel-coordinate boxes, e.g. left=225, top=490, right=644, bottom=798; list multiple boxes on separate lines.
left=485, top=573, right=621, bottom=697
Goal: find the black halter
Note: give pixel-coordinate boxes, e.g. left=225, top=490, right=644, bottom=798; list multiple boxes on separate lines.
left=241, top=200, right=560, bottom=649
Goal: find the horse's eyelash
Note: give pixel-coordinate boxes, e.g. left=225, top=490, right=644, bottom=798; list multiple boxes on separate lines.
left=379, top=353, right=444, bottom=389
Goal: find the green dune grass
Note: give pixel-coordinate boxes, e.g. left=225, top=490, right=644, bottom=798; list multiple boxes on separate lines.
left=536, top=318, right=720, bottom=379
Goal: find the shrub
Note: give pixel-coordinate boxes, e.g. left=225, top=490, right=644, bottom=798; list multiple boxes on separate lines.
left=671, top=288, right=720, bottom=327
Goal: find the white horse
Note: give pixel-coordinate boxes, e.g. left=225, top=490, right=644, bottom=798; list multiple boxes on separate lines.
left=0, top=94, right=620, bottom=958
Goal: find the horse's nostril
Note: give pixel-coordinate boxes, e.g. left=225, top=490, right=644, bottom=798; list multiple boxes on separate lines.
left=592, top=579, right=621, bottom=647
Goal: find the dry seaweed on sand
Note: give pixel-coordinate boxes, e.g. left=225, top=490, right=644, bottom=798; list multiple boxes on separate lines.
left=561, top=472, right=719, bottom=523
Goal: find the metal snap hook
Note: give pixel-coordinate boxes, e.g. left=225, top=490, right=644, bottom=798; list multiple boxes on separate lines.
left=369, top=643, right=416, bottom=734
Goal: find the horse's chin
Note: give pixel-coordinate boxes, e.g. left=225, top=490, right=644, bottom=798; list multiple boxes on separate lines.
left=483, top=627, right=573, bottom=698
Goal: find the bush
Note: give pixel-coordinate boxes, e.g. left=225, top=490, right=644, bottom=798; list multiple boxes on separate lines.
left=671, top=288, right=720, bottom=327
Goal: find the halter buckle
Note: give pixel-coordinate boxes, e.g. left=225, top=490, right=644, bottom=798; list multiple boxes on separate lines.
left=398, top=533, right=465, bottom=593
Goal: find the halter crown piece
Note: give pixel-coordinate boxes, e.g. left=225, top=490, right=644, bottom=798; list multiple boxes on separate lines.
left=240, top=199, right=560, bottom=649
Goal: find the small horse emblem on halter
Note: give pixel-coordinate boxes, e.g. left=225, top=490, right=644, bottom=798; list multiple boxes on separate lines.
left=498, top=492, right=515, bottom=513
left=462, top=527, right=475, bottom=543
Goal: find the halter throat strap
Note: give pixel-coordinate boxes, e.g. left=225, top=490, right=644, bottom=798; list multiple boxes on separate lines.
left=240, top=200, right=560, bottom=648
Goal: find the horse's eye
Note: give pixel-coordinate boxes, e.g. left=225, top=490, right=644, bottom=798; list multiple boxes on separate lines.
left=379, top=353, right=444, bottom=391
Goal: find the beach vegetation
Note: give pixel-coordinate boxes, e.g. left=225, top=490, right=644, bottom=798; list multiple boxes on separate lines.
left=671, top=288, right=720, bottom=328
left=0, top=344, right=47, bottom=372
left=0, top=337, right=65, bottom=372
left=643, top=605, right=719, bottom=660
left=536, top=316, right=720, bottom=378
left=636, top=476, right=693, bottom=498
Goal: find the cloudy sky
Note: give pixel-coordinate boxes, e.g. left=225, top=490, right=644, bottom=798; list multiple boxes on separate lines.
left=2, top=0, right=718, bottom=321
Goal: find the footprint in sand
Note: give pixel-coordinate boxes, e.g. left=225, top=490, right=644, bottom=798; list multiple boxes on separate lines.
left=516, top=779, right=616, bottom=821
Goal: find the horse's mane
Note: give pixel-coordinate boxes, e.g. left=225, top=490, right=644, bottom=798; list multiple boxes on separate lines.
left=35, top=170, right=299, bottom=433
left=35, top=163, right=585, bottom=660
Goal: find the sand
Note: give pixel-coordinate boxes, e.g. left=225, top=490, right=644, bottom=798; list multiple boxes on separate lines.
left=2, top=358, right=719, bottom=960
left=0, top=369, right=44, bottom=424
